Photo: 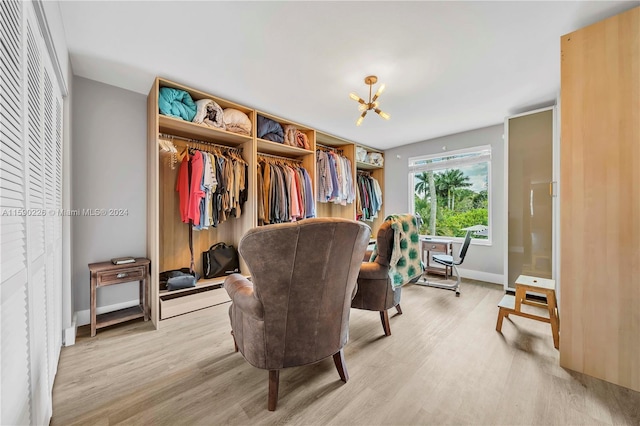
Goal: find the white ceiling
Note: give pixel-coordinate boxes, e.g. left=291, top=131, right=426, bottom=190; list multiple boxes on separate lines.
left=58, top=1, right=637, bottom=150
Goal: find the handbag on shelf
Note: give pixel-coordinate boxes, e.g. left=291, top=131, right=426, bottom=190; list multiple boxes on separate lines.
left=159, top=268, right=200, bottom=291
left=202, top=242, right=240, bottom=279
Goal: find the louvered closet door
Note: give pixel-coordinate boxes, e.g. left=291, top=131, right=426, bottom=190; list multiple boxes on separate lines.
left=0, top=0, right=32, bottom=424
left=1, top=1, right=64, bottom=423
left=25, top=11, right=50, bottom=425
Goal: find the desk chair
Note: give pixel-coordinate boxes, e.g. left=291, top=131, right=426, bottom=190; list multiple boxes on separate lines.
left=418, top=230, right=472, bottom=297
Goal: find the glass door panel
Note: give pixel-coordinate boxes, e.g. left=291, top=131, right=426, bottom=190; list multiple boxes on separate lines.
left=507, top=109, right=554, bottom=289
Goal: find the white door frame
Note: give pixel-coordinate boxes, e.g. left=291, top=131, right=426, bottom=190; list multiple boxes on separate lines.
left=503, top=106, right=558, bottom=291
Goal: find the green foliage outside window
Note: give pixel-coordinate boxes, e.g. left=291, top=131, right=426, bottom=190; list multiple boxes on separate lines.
left=412, top=164, right=489, bottom=238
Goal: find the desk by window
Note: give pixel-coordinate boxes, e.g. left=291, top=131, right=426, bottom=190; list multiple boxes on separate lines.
left=421, top=238, right=453, bottom=279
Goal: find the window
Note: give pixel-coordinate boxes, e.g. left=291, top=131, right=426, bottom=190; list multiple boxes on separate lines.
left=409, top=146, right=491, bottom=242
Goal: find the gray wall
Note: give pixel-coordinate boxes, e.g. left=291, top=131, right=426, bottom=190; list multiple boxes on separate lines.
left=384, top=124, right=504, bottom=280
left=72, top=77, right=147, bottom=315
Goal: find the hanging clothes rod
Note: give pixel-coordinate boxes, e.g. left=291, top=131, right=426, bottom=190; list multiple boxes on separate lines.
left=257, top=152, right=303, bottom=164
left=158, top=133, right=242, bottom=153
left=316, top=143, right=343, bottom=153
left=357, top=169, right=372, bottom=176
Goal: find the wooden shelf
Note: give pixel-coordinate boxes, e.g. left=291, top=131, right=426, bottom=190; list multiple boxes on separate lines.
left=316, top=131, right=353, bottom=147
left=160, top=276, right=225, bottom=297
left=159, top=78, right=252, bottom=114
left=257, top=138, right=314, bottom=158
left=96, top=305, right=144, bottom=329
left=159, top=115, right=252, bottom=146
left=356, top=161, right=383, bottom=170
left=159, top=275, right=250, bottom=297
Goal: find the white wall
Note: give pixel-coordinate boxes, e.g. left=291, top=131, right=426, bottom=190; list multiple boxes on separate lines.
left=384, top=124, right=504, bottom=283
left=71, top=77, right=147, bottom=322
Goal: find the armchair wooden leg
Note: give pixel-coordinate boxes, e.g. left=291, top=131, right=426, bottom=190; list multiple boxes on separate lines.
left=268, top=370, right=279, bottom=411
left=231, top=331, right=238, bottom=352
left=380, top=310, right=391, bottom=336
left=396, top=304, right=403, bottom=315
left=332, top=348, right=349, bottom=382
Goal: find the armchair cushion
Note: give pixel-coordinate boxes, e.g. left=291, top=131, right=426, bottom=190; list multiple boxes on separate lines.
left=358, top=262, right=389, bottom=281
left=224, top=274, right=264, bottom=320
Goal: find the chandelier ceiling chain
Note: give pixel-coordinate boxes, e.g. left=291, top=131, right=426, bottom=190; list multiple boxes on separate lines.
left=349, top=75, right=390, bottom=126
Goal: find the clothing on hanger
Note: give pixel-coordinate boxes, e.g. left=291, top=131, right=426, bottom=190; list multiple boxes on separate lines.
left=356, top=173, right=382, bottom=222
left=316, top=150, right=355, bottom=206
left=257, top=157, right=314, bottom=225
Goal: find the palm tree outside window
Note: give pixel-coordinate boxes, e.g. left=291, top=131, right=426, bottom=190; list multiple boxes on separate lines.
left=409, top=146, right=491, bottom=241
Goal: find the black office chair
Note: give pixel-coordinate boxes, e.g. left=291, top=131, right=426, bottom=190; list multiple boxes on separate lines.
left=428, top=230, right=472, bottom=297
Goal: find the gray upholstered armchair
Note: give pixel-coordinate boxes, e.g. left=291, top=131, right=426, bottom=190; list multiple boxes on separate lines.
left=352, top=214, right=422, bottom=336
left=224, top=218, right=371, bottom=411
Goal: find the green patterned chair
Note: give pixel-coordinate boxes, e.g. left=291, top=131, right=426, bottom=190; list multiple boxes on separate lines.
left=352, top=214, right=423, bottom=336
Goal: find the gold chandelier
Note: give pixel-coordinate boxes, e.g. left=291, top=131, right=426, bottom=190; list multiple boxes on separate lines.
left=349, top=75, right=390, bottom=126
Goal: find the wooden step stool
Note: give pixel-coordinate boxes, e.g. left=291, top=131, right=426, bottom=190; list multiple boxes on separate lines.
left=496, top=275, right=559, bottom=349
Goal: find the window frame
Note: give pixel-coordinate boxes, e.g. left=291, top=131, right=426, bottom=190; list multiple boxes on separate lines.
left=408, top=145, right=492, bottom=246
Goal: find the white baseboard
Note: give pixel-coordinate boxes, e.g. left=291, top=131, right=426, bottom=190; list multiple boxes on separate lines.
left=457, top=268, right=503, bottom=285
left=75, top=299, right=140, bottom=326
left=63, top=312, right=77, bottom=346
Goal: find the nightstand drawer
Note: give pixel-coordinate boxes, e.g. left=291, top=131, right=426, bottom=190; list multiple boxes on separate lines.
left=98, top=266, right=145, bottom=286
left=426, top=243, right=447, bottom=251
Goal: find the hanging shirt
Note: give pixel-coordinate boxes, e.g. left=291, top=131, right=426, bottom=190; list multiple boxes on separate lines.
left=176, top=154, right=190, bottom=223
left=187, top=151, right=205, bottom=225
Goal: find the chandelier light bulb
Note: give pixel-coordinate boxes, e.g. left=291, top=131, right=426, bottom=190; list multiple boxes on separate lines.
left=350, top=76, right=389, bottom=126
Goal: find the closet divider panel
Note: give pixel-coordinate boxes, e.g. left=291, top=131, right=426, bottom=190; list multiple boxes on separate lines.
left=146, top=78, right=160, bottom=327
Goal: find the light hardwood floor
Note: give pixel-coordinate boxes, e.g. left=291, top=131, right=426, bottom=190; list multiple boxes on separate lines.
left=52, top=280, right=640, bottom=425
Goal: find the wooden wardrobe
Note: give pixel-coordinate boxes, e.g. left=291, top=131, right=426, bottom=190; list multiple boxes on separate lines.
left=560, top=7, right=639, bottom=392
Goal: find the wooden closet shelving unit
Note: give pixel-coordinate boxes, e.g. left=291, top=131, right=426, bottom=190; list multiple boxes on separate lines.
left=147, top=77, right=385, bottom=328
left=148, top=77, right=256, bottom=326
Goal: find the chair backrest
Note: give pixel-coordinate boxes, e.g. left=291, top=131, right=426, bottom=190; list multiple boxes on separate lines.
left=372, top=220, right=394, bottom=267
left=458, top=230, right=472, bottom=264
left=238, top=218, right=371, bottom=369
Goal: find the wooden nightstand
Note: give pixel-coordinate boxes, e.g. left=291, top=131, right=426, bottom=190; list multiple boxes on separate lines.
left=421, top=238, right=453, bottom=279
left=89, top=258, right=150, bottom=337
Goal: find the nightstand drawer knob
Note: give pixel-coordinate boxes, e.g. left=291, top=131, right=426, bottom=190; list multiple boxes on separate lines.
left=116, top=273, right=128, bottom=279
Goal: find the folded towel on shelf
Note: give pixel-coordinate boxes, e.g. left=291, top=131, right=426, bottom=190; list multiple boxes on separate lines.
left=158, top=87, right=197, bottom=122
left=283, top=125, right=310, bottom=150
left=283, top=125, right=297, bottom=147
left=296, top=130, right=309, bottom=150
left=366, top=152, right=384, bottom=166
left=193, top=99, right=225, bottom=129
left=223, top=108, right=252, bottom=135
left=257, top=115, right=284, bottom=143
